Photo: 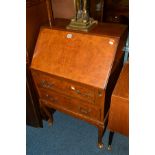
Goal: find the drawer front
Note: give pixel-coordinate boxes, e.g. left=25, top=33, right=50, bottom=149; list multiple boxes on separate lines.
left=69, top=97, right=101, bottom=121
left=32, top=70, right=95, bottom=104
left=39, top=89, right=101, bottom=121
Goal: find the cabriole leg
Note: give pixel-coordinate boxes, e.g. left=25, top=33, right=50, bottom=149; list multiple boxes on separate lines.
left=97, top=127, right=104, bottom=149
left=40, top=103, right=53, bottom=126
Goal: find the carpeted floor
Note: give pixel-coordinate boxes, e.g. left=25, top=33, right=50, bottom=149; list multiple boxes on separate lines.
left=26, top=111, right=129, bottom=155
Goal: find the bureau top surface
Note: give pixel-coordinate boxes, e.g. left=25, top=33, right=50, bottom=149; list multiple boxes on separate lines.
left=31, top=28, right=120, bottom=89
left=51, top=18, right=128, bottom=38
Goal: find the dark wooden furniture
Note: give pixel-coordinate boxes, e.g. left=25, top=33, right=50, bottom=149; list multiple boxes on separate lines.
left=90, top=0, right=104, bottom=22
left=107, top=62, right=129, bottom=150
left=103, top=0, right=129, bottom=24
left=26, top=0, right=49, bottom=127
left=30, top=21, right=127, bottom=147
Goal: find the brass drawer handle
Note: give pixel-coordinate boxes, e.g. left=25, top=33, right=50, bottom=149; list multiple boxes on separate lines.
left=70, top=86, right=91, bottom=98
left=45, top=94, right=58, bottom=103
left=98, top=91, right=102, bottom=97
left=40, top=80, right=54, bottom=89
left=70, top=86, right=76, bottom=91
left=79, top=107, right=91, bottom=115
left=70, top=86, right=81, bottom=94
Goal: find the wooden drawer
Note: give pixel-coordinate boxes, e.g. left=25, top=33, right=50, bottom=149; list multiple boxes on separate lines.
left=39, top=89, right=101, bottom=121
left=70, top=97, right=101, bottom=121
left=32, top=70, right=95, bottom=103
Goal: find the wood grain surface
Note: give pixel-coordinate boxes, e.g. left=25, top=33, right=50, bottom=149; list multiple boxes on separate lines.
left=30, top=23, right=128, bottom=146
left=108, top=63, right=129, bottom=136
left=31, top=28, right=119, bottom=89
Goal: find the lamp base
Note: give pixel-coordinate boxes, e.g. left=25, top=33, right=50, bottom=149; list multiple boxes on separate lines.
left=66, top=18, right=98, bottom=32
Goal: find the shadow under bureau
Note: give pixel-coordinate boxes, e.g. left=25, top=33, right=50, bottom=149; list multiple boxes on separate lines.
left=30, top=23, right=127, bottom=148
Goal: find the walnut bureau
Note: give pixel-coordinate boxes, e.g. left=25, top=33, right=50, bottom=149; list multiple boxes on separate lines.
left=30, top=23, right=127, bottom=148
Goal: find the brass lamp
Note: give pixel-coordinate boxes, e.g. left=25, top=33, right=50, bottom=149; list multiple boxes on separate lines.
left=66, top=0, right=98, bottom=32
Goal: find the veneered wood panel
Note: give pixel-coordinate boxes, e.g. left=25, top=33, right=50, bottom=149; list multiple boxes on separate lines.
left=31, top=28, right=119, bottom=89
left=108, top=63, right=129, bottom=136
left=31, top=70, right=96, bottom=104
left=108, top=96, right=129, bottom=136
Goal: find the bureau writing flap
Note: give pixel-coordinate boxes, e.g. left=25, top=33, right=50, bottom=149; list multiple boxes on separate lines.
left=31, top=28, right=119, bottom=89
